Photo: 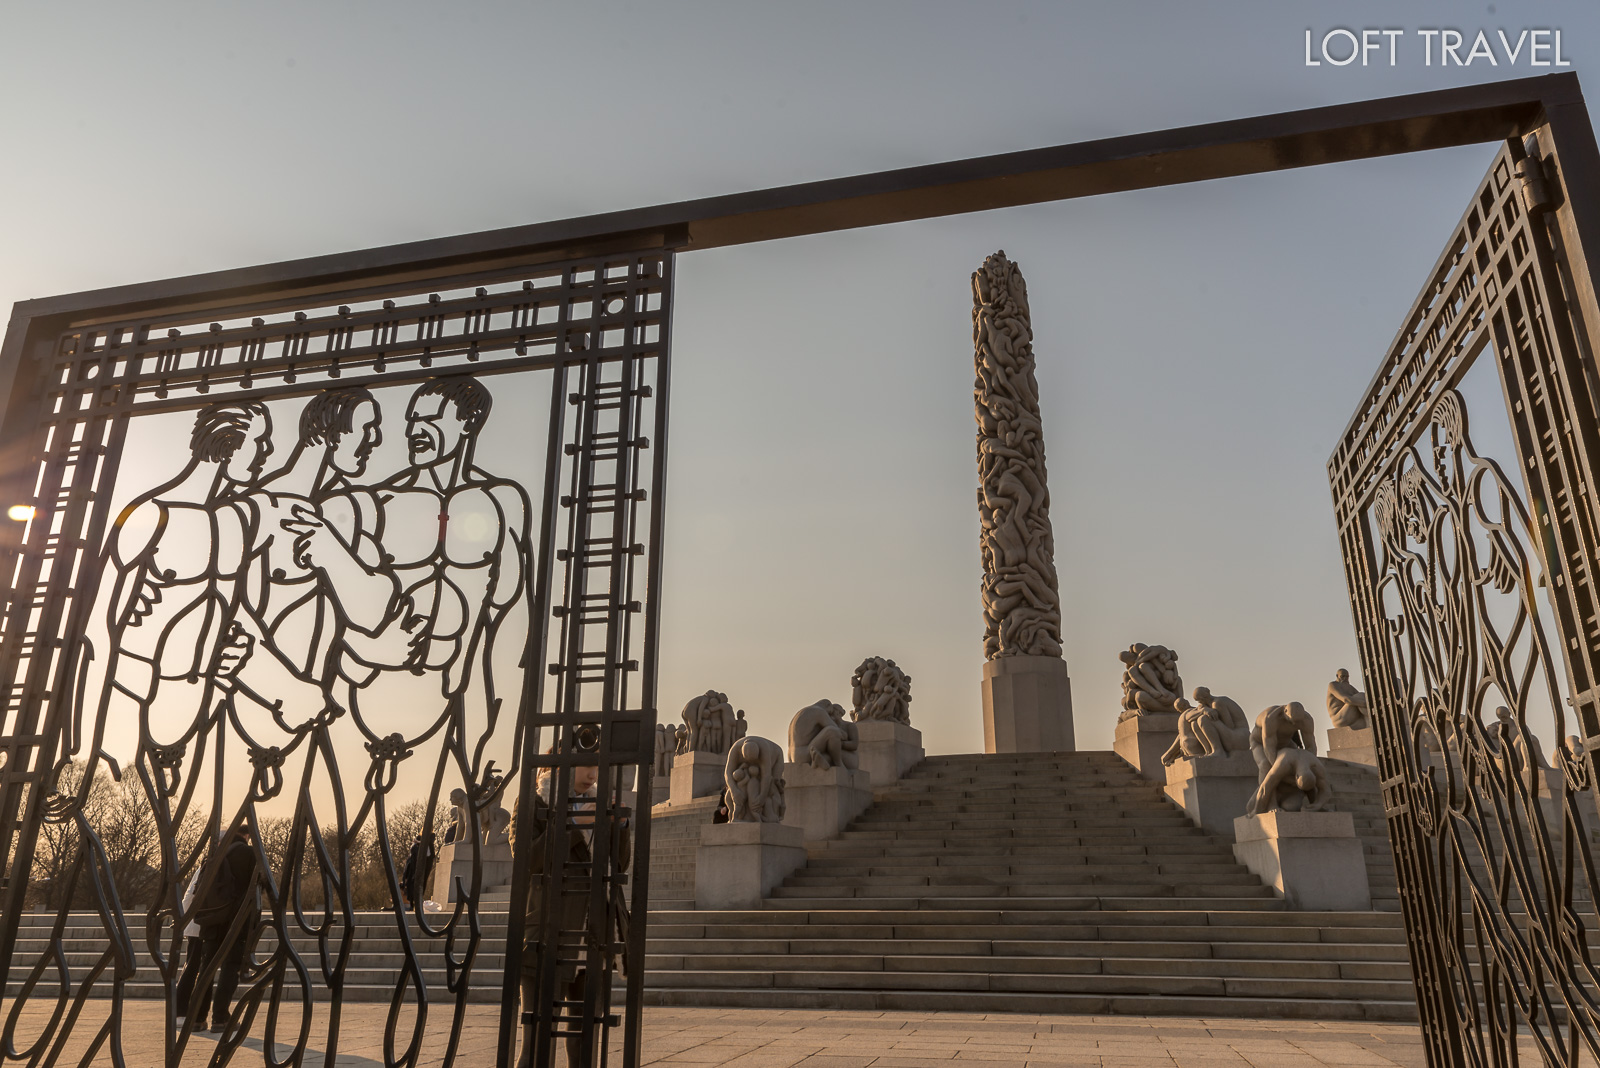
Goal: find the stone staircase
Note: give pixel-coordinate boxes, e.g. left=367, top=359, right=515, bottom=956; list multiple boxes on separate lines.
left=1321, top=758, right=1400, bottom=912
left=5, top=752, right=1418, bottom=1021
left=643, top=751, right=1417, bottom=1020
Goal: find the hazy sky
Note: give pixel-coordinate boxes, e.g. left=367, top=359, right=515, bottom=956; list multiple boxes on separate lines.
left=3, top=0, right=1597, bottom=773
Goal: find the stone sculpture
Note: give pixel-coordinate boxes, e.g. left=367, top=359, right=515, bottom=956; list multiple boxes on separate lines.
left=733, top=709, right=749, bottom=741
left=972, top=251, right=1063, bottom=661
left=484, top=804, right=511, bottom=848
left=1246, top=702, right=1334, bottom=815
left=789, top=700, right=860, bottom=771
left=653, top=723, right=674, bottom=778
left=1326, top=669, right=1370, bottom=730
left=850, top=657, right=913, bottom=725
left=1118, top=643, right=1183, bottom=721
left=680, top=690, right=740, bottom=754
left=1161, top=686, right=1252, bottom=765
left=673, top=723, right=690, bottom=756
left=724, top=735, right=786, bottom=823
left=443, top=787, right=472, bottom=844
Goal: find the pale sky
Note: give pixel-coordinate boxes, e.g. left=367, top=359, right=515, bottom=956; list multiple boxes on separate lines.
left=3, top=0, right=1597, bottom=788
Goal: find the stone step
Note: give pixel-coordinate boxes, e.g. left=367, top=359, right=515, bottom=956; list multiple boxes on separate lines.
left=644, top=937, right=1409, bottom=962
left=642, top=986, right=1418, bottom=1021
left=645, top=952, right=1414, bottom=981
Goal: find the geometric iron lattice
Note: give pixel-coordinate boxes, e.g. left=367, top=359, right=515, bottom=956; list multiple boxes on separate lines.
left=0, top=247, right=673, bottom=1067
left=1329, top=135, right=1600, bottom=1067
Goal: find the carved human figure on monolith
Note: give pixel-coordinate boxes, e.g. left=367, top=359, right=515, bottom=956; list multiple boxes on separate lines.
left=789, top=700, right=860, bottom=771
left=724, top=735, right=786, bottom=822
left=1162, top=686, right=1252, bottom=765
left=850, top=658, right=912, bottom=725
left=1326, top=669, right=1370, bottom=730
left=973, top=252, right=1063, bottom=661
left=1118, top=643, right=1183, bottom=721
left=653, top=724, right=674, bottom=778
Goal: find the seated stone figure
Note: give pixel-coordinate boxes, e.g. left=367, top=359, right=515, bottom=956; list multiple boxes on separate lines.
left=788, top=700, right=860, bottom=771
left=1161, top=686, right=1252, bottom=765
left=1326, top=669, right=1370, bottom=730
left=1118, top=643, right=1182, bottom=722
left=1249, top=701, right=1318, bottom=777
left=724, top=735, right=786, bottom=823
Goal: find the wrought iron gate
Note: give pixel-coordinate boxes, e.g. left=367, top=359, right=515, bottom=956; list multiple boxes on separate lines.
left=1330, top=133, right=1600, bottom=1066
left=0, top=247, right=673, bottom=1067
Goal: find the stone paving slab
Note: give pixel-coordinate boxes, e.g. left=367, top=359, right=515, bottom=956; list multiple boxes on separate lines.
left=1, top=1001, right=1588, bottom=1066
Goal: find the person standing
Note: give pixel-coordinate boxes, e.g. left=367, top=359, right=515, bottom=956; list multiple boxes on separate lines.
left=518, top=754, right=631, bottom=1068
left=190, top=829, right=260, bottom=1034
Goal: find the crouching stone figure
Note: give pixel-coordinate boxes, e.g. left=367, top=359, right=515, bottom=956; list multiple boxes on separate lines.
left=724, top=736, right=786, bottom=823
left=788, top=700, right=859, bottom=771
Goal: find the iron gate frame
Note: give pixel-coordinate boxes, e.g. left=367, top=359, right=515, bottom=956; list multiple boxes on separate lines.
left=1, top=72, right=1599, bottom=1068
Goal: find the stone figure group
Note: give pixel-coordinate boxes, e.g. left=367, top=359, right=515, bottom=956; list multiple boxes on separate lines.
left=724, top=735, right=785, bottom=822
left=1162, top=686, right=1251, bottom=766
left=1326, top=669, right=1369, bottom=730
left=679, top=691, right=747, bottom=755
left=1118, top=643, right=1183, bottom=721
left=1247, top=702, right=1334, bottom=816
left=850, top=657, right=912, bottom=725
left=972, top=251, right=1064, bottom=662
left=443, top=786, right=511, bottom=847
left=788, top=700, right=860, bottom=771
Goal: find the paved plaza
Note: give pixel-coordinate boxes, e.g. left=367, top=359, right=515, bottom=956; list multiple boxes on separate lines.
left=0, top=1000, right=1506, bottom=1066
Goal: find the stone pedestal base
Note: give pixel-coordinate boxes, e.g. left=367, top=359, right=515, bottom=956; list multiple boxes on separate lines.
left=670, top=750, right=726, bottom=806
left=1327, top=725, right=1377, bottom=767
left=694, top=822, right=807, bottom=910
left=856, top=721, right=924, bottom=786
left=982, top=655, right=1075, bottom=753
left=651, top=773, right=672, bottom=806
left=428, top=841, right=514, bottom=903
left=1232, top=810, right=1370, bottom=911
left=1113, top=713, right=1179, bottom=784
left=1163, top=751, right=1258, bottom=839
left=783, top=763, right=873, bottom=841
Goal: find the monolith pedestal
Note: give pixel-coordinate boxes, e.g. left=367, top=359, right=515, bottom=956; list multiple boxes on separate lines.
left=1232, top=810, right=1370, bottom=911
left=694, top=822, right=807, bottom=910
left=1114, top=713, right=1179, bottom=784
left=856, top=721, right=923, bottom=786
left=1163, top=751, right=1258, bottom=839
left=983, top=655, right=1075, bottom=754
left=670, top=750, right=725, bottom=806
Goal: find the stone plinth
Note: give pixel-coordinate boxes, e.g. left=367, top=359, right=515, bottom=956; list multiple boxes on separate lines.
left=783, top=763, right=873, bottom=841
left=1113, top=713, right=1179, bottom=784
left=651, top=774, right=671, bottom=806
left=1327, top=725, right=1377, bottom=767
left=1232, top=810, right=1370, bottom=911
left=1163, top=750, right=1258, bottom=839
left=856, top=721, right=924, bottom=786
left=694, top=821, right=807, bottom=910
left=982, top=655, right=1075, bottom=754
left=429, top=841, right=514, bottom=904
left=670, top=750, right=726, bottom=806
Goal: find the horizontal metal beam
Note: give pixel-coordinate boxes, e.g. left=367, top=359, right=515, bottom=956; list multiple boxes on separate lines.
left=9, top=74, right=1577, bottom=326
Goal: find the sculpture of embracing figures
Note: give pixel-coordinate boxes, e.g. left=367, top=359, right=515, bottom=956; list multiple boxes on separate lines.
left=1247, top=701, right=1334, bottom=816
left=680, top=690, right=741, bottom=755
left=724, top=735, right=786, bottom=822
left=850, top=657, right=912, bottom=725
left=789, top=700, right=860, bottom=771
left=1118, top=643, right=1182, bottom=722
left=1162, top=686, right=1252, bottom=765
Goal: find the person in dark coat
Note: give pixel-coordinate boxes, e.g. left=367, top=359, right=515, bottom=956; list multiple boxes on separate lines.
left=518, top=756, right=631, bottom=1068
left=188, top=828, right=260, bottom=1034
left=401, top=832, right=436, bottom=908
